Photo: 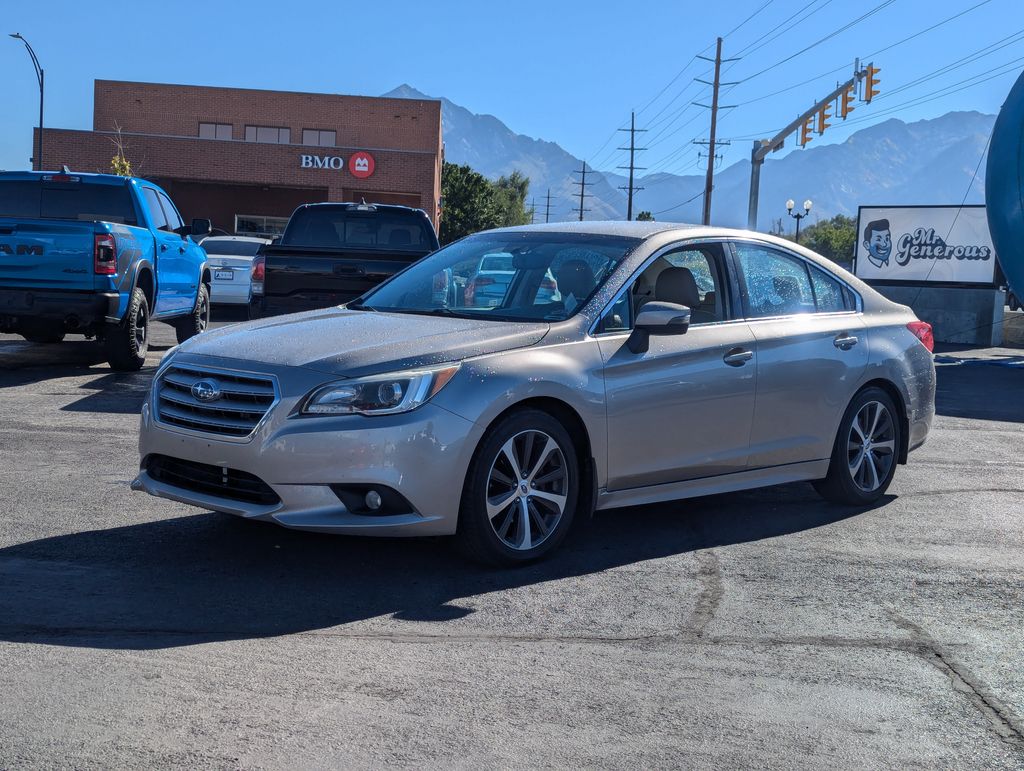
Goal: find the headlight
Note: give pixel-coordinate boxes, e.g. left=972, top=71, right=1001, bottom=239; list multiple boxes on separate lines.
left=302, top=364, right=460, bottom=416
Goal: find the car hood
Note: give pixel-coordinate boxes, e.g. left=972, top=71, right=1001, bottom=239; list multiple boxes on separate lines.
left=179, top=307, right=550, bottom=377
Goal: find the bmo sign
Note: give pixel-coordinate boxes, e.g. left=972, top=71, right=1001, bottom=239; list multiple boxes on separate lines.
left=299, top=150, right=376, bottom=179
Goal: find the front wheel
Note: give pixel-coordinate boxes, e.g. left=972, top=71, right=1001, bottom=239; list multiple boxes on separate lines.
left=814, top=387, right=901, bottom=505
left=174, top=283, right=211, bottom=344
left=456, top=409, right=579, bottom=566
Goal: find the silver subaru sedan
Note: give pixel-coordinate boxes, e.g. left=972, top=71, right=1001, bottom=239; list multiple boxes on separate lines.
left=132, top=222, right=935, bottom=564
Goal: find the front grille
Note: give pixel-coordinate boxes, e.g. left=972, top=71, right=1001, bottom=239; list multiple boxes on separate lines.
left=147, top=454, right=281, bottom=506
left=155, top=364, right=276, bottom=438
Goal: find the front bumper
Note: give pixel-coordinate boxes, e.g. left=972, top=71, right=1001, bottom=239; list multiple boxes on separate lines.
left=133, top=355, right=484, bottom=536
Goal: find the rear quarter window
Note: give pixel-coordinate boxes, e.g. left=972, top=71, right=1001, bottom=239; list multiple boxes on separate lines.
left=0, top=180, right=137, bottom=224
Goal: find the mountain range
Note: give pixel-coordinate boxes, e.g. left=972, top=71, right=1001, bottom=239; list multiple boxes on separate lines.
left=383, top=85, right=992, bottom=230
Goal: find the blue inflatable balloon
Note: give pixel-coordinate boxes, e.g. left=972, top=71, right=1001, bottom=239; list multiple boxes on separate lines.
left=986, top=69, right=1024, bottom=300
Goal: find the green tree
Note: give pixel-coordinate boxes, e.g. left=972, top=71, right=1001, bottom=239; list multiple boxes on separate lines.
left=439, top=163, right=533, bottom=244
left=636, top=211, right=654, bottom=221
left=494, top=170, right=532, bottom=228
left=800, top=214, right=857, bottom=264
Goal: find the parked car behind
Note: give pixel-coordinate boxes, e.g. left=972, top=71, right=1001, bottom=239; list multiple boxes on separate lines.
left=201, top=235, right=271, bottom=309
left=251, top=202, right=438, bottom=317
left=133, top=222, right=936, bottom=565
left=0, top=170, right=212, bottom=369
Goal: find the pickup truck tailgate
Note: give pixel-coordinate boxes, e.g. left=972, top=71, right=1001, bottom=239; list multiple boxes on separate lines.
left=0, top=219, right=99, bottom=291
left=263, top=247, right=419, bottom=307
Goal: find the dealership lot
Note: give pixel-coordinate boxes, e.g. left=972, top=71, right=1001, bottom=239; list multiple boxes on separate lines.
left=0, top=321, right=1022, bottom=767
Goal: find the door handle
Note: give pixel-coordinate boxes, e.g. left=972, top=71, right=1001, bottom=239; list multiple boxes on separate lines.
left=834, top=333, right=859, bottom=350
left=723, top=348, right=754, bottom=367
left=178, top=245, right=186, bottom=254
left=159, top=243, right=167, bottom=252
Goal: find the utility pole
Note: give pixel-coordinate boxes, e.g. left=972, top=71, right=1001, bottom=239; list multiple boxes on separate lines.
left=543, top=188, right=553, bottom=223
left=617, top=111, right=647, bottom=220
left=572, top=162, right=593, bottom=221
left=529, top=197, right=537, bottom=224
left=694, top=38, right=738, bottom=226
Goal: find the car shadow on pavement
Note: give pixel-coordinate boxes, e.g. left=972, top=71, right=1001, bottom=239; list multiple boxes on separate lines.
left=935, top=359, right=1024, bottom=423
left=0, top=484, right=885, bottom=650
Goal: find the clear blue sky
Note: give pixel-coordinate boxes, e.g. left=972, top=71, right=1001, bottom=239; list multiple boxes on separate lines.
left=2, top=0, right=1020, bottom=176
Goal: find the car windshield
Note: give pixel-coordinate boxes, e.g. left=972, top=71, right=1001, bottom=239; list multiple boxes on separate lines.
left=282, top=206, right=434, bottom=250
left=201, top=239, right=264, bottom=257
left=356, top=232, right=640, bottom=322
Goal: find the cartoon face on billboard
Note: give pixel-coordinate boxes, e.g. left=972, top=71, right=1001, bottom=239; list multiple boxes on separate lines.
left=862, top=218, right=892, bottom=268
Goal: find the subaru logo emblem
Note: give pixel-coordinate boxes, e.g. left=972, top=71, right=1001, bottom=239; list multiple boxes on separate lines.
left=191, top=379, right=221, bottom=402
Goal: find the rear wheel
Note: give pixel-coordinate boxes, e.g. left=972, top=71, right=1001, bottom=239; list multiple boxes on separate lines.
left=105, top=286, right=149, bottom=371
left=457, top=409, right=579, bottom=566
left=20, top=321, right=65, bottom=344
left=174, top=283, right=211, bottom=344
left=814, top=387, right=901, bottom=505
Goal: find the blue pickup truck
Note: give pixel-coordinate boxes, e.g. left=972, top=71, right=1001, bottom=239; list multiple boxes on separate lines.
left=0, top=170, right=212, bottom=370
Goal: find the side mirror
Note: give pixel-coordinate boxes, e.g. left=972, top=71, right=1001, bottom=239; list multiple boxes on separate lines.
left=627, top=301, right=691, bottom=354
left=191, top=218, right=213, bottom=237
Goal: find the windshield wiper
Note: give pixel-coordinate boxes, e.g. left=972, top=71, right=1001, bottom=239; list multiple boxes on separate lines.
left=346, top=300, right=376, bottom=311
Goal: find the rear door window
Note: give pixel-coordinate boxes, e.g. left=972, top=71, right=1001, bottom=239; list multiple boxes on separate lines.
left=142, top=188, right=170, bottom=231
left=734, top=243, right=816, bottom=318
left=808, top=264, right=851, bottom=313
left=157, top=191, right=184, bottom=231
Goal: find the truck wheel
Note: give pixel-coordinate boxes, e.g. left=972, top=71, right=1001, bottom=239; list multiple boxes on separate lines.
left=105, top=287, right=150, bottom=371
left=174, top=284, right=211, bottom=344
left=20, top=321, right=66, bottom=344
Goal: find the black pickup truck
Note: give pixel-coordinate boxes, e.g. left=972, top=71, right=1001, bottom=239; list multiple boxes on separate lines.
left=250, top=202, right=439, bottom=317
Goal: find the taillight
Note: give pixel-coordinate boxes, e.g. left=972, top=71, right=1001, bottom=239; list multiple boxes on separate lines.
left=94, top=233, right=117, bottom=275
left=907, top=320, right=934, bottom=353
left=540, top=276, right=557, bottom=291
left=251, top=254, right=265, bottom=294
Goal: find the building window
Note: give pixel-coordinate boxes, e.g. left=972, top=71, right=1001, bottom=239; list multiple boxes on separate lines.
left=199, top=122, right=232, bottom=140
left=302, top=129, right=336, bottom=147
left=244, top=126, right=290, bottom=144
left=235, top=214, right=289, bottom=238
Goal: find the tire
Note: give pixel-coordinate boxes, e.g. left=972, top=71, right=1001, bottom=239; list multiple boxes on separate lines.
left=20, top=322, right=65, bottom=344
left=456, top=409, right=579, bottom=566
left=813, top=387, right=901, bottom=505
left=174, top=283, right=211, bottom=344
left=105, top=286, right=149, bottom=371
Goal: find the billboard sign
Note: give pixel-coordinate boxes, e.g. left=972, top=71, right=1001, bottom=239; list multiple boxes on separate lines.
left=854, top=205, right=997, bottom=285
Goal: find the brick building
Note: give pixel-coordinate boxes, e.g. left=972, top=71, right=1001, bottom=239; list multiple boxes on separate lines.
left=39, top=80, right=443, bottom=236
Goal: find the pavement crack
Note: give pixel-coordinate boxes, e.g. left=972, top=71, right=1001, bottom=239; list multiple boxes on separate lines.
left=890, top=612, right=1024, bottom=748
left=689, top=549, right=723, bottom=639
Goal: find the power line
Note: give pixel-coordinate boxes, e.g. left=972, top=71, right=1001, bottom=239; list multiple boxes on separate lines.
left=723, top=0, right=777, bottom=39
left=737, top=0, right=896, bottom=85
left=653, top=189, right=705, bottom=216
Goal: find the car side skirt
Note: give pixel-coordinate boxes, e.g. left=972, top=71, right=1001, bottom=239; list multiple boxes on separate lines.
left=596, top=459, right=830, bottom=510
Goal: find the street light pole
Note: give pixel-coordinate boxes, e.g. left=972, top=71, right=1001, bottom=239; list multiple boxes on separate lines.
left=786, top=198, right=813, bottom=244
left=9, top=33, right=44, bottom=171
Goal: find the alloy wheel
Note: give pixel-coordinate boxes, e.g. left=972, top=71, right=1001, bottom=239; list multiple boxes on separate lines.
left=134, top=303, right=147, bottom=349
left=486, top=429, right=568, bottom=551
left=847, top=400, right=895, bottom=492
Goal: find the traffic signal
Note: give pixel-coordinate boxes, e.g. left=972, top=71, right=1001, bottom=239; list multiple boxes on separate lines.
left=864, top=64, right=881, bottom=103
left=840, top=84, right=856, bottom=118
left=817, top=103, right=832, bottom=134
left=800, top=117, right=814, bottom=147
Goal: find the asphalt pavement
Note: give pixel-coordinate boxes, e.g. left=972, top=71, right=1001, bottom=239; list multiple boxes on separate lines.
left=0, top=312, right=1022, bottom=768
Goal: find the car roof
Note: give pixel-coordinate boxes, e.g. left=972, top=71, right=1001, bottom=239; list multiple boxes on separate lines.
left=486, top=220, right=829, bottom=254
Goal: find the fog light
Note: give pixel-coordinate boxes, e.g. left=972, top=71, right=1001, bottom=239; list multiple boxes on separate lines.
left=365, top=490, right=383, bottom=510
